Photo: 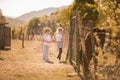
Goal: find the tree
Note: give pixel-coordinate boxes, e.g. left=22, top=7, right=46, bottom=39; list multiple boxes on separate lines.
left=97, top=0, right=120, bottom=26
left=28, top=17, right=40, bottom=30
left=71, top=0, right=98, bottom=27
left=0, top=9, right=6, bottom=24
left=27, top=17, right=40, bottom=40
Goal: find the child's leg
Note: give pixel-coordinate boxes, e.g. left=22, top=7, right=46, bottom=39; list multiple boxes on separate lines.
left=57, top=48, right=62, bottom=60
left=43, top=45, right=46, bottom=60
left=43, top=45, right=49, bottom=61
left=45, top=46, right=49, bottom=61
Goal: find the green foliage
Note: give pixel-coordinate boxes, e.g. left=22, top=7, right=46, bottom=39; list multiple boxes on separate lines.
left=97, top=0, right=120, bottom=26
left=96, top=0, right=120, bottom=58
left=56, top=7, right=72, bottom=28
left=28, top=7, right=72, bottom=34
left=75, top=0, right=95, bottom=4
left=71, top=0, right=98, bottom=27
left=27, top=17, right=41, bottom=35
left=28, top=17, right=40, bottom=29
left=0, top=10, right=6, bottom=24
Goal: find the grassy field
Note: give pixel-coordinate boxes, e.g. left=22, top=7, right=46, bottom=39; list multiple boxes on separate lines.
left=0, top=39, right=119, bottom=80
left=0, top=40, right=80, bottom=80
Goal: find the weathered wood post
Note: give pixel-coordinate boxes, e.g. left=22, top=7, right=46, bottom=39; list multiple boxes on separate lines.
left=69, top=16, right=76, bottom=64
left=78, top=11, right=88, bottom=80
left=12, top=28, right=15, bottom=39
left=19, top=27, right=22, bottom=40
left=76, top=11, right=81, bottom=76
left=22, top=33, right=25, bottom=48
left=78, top=11, right=93, bottom=80
left=65, top=15, right=72, bottom=62
left=26, top=29, right=30, bottom=40
left=90, top=21, right=98, bottom=80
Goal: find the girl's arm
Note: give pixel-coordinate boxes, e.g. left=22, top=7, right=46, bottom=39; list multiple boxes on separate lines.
left=61, top=35, right=65, bottom=46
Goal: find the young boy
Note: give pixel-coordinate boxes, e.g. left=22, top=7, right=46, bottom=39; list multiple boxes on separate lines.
left=43, top=29, right=51, bottom=61
left=55, top=28, right=64, bottom=61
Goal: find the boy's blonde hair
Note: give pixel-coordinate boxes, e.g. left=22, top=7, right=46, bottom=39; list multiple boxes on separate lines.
left=44, top=29, right=50, bottom=33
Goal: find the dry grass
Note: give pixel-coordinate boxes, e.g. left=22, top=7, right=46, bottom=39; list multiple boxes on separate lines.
left=0, top=40, right=80, bottom=80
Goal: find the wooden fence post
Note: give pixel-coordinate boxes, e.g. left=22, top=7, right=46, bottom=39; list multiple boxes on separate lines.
left=90, top=22, right=98, bottom=80
left=22, top=33, right=25, bottom=48
left=77, top=11, right=93, bottom=80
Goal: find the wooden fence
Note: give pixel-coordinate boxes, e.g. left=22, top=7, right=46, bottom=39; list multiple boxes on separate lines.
left=66, top=11, right=108, bottom=80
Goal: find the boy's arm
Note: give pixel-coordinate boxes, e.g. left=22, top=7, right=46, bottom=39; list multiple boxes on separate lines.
left=42, top=37, right=44, bottom=45
left=50, top=33, right=56, bottom=42
left=53, top=33, right=56, bottom=42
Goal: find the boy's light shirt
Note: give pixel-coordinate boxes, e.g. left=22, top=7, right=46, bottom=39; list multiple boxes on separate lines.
left=43, top=34, right=51, bottom=46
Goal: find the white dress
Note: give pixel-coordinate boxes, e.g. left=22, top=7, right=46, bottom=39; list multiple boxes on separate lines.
left=55, top=33, right=63, bottom=48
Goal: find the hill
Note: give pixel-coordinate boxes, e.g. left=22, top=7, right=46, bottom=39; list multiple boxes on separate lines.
left=5, top=17, right=25, bottom=27
left=16, top=6, right=67, bottom=22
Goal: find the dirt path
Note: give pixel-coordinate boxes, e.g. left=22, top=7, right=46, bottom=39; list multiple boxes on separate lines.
left=0, top=40, right=79, bottom=80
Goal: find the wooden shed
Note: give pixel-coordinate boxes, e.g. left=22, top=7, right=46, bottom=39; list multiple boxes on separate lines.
left=0, top=23, right=11, bottom=50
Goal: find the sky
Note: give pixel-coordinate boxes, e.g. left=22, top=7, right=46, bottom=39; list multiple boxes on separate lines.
left=0, top=0, right=73, bottom=18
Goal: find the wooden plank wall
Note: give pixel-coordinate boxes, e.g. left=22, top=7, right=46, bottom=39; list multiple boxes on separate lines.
left=4, top=27, right=11, bottom=46
left=0, top=26, right=11, bottom=50
left=0, top=26, right=5, bottom=49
